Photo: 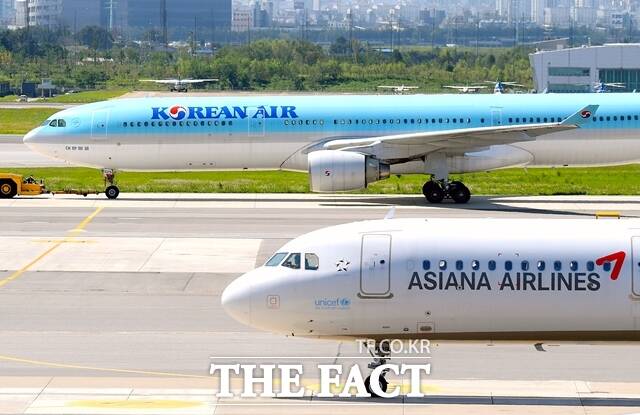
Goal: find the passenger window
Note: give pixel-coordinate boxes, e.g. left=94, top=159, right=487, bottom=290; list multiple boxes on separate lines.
left=58, top=119, right=66, bottom=127
left=521, top=261, right=529, bottom=271
left=49, top=120, right=58, bottom=127
left=537, top=261, right=545, bottom=271
left=282, top=253, right=301, bottom=269
left=505, top=261, right=512, bottom=271
left=456, top=260, right=463, bottom=270
left=439, top=260, right=447, bottom=270
left=471, top=260, right=480, bottom=270
left=422, top=260, right=430, bottom=270
left=603, top=262, right=611, bottom=272
left=305, top=253, right=319, bottom=270
left=554, top=261, right=562, bottom=271
left=587, top=261, right=595, bottom=272
left=570, top=261, right=578, bottom=271
left=265, top=252, right=288, bottom=267
left=488, top=260, right=496, bottom=271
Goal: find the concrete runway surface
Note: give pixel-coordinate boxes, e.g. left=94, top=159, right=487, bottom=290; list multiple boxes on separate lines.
left=0, top=135, right=69, bottom=168
left=0, top=193, right=640, bottom=414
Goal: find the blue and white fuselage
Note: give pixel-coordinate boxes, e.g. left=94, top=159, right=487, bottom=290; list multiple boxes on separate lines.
left=23, top=93, right=640, bottom=201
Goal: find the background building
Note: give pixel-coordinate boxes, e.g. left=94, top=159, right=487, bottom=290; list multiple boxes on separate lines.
left=530, top=43, right=640, bottom=92
left=126, top=0, right=231, bottom=37
left=0, top=0, right=14, bottom=27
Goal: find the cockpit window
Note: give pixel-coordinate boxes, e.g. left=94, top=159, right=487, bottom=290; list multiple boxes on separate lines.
left=41, top=119, right=51, bottom=126
left=282, top=253, right=301, bottom=269
left=305, top=253, right=319, bottom=270
left=49, top=120, right=58, bottom=127
left=265, top=252, right=288, bottom=267
left=58, top=119, right=66, bottom=127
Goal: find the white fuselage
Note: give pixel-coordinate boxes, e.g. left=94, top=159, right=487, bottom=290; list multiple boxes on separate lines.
left=222, top=218, right=640, bottom=341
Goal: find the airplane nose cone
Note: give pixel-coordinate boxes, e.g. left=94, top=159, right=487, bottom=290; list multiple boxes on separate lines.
left=23, top=128, right=37, bottom=145
left=221, top=276, right=252, bottom=326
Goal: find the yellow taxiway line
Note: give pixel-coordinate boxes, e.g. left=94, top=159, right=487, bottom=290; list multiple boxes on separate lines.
left=0, top=207, right=104, bottom=289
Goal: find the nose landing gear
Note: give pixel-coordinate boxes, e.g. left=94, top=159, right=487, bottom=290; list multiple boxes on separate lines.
left=422, top=179, right=471, bottom=204
left=364, top=341, right=391, bottom=398
left=103, top=169, right=120, bottom=200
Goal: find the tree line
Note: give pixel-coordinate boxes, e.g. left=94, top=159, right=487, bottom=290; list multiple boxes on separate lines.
left=0, top=27, right=533, bottom=92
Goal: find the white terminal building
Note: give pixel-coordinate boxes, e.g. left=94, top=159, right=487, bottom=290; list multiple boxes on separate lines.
left=529, top=43, right=640, bottom=93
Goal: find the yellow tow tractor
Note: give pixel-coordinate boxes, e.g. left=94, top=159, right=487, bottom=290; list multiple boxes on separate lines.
left=0, top=173, right=48, bottom=198
left=0, top=173, right=98, bottom=199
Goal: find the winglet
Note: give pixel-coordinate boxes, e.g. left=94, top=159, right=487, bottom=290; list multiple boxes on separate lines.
left=561, top=105, right=599, bottom=126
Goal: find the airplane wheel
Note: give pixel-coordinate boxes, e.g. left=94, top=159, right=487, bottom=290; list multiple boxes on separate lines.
left=422, top=181, right=444, bottom=204
left=364, top=375, right=389, bottom=398
left=0, top=180, right=17, bottom=199
left=105, top=185, right=120, bottom=200
left=449, top=181, right=471, bottom=204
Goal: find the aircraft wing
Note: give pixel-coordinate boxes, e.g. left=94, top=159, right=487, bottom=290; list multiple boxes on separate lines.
left=140, top=79, right=180, bottom=84
left=180, top=79, right=219, bottom=84
left=323, top=105, right=598, bottom=154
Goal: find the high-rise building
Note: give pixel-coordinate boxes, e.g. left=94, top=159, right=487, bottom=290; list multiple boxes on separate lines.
left=28, top=0, right=61, bottom=28
left=59, top=0, right=102, bottom=29
left=0, top=0, right=15, bottom=26
left=14, top=0, right=26, bottom=26
left=126, top=0, right=231, bottom=37
left=13, top=0, right=105, bottom=29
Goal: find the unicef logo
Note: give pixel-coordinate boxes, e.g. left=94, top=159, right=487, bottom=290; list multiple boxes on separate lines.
left=315, top=297, right=351, bottom=309
left=168, top=105, right=188, bottom=120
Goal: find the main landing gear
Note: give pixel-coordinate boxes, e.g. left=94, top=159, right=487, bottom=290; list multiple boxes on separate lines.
left=102, top=169, right=120, bottom=200
left=422, top=179, right=471, bottom=204
left=364, top=341, right=391, bottom=398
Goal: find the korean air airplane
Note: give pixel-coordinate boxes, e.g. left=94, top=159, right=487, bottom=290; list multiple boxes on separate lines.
left=221, top=217, right=640, bottom=395
left=20, top=93, right=640, bottom=202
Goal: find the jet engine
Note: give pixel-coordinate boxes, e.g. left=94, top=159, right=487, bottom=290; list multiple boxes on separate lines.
left=308, top=150, right=391, bottom=192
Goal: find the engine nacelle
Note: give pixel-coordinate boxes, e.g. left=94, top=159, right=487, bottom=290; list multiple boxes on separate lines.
left=308, top=150, right=391, bottom=192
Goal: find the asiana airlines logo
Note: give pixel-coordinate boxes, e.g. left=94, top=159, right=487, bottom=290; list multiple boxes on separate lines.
left=408, top=251, right=627, bottom=292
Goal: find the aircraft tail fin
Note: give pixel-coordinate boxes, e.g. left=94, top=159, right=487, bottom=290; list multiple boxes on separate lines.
left=561, top=105, right=599, bottom=127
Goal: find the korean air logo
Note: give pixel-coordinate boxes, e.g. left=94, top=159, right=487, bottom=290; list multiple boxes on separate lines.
left=581, top=110, right=592, bottom=119
left=168, top=105, right=188, bottom=120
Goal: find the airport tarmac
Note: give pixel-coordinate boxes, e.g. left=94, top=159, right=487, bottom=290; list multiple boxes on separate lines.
left=0, top=135, right=68, bottom=168
left=0, top=194, right=640, bottom=414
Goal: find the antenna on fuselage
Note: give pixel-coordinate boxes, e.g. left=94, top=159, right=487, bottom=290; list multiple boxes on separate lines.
left=384, top=206, right=396, bottom=220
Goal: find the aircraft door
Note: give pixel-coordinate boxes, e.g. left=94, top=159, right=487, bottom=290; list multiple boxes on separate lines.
left=91, top=110, right=109, bottom=140
left=248, top=107, right=266, bottom=137
left=490, top=107, right=502, bottom=126
left=632, top=237, right=640, bottom=296
left=359, top=234, right=392, bottom=298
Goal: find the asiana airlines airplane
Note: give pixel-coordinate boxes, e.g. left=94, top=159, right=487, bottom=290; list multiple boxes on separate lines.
left=221, top=217, right=640, bottom=396
left=19, top=93, right=640, bottom=202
